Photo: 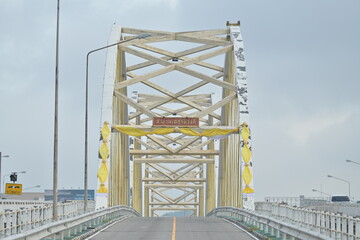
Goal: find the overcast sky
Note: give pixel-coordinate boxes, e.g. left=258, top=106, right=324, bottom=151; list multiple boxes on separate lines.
left=0, top=0, right=359, bottom=202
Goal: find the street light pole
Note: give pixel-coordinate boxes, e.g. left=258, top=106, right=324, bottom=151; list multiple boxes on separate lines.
left=23, top=185, right=41, bottom=191
left=327, top=174, right=351, bottom=198
left=53, top=0, right=60, bottom=221
left=0, top=152, right=10, bottom=193
left=84, top=33, right=151, bottom=212
left=346, top=159, right=360, bottom=166
left=312, top=189, right=331, bottom=197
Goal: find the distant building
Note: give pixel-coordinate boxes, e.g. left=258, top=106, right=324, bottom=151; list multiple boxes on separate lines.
left=44, top=189, right=95, bottom=201
left=0, top=192, right=44, bottom=201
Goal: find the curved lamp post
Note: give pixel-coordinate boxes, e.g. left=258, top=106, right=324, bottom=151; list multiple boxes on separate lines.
left=346, top=159, right=360, bottom=166
left=327, top=174, right=350, bottom=198
left=84, top=33, right=151, bottom=212
left=0, top=152, right=10, bottom=193
left=312, top=188, right=331, bottom=197
left=23, top=185, right=41, bottom=191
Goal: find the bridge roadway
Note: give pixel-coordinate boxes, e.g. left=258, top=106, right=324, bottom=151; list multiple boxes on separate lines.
left=87, top=217, right=257, bottom=240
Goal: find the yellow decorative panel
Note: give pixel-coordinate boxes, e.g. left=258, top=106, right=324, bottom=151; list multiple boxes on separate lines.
left=243, top=187, right=254, bottom=194
left=242, top=165, right=252, bottom=185
left=97, top=163, right=109, bottom=183
left=101, top=122, right=111, bottom=140
left=241, top=122, right=254, bottom=196
left=97, top=184, right=108, bottom=193
left=241, top=143, right=252, bottom=163
left=240, top=123, right=250, bottom=141
left=99, top=142, right=109, bottom=160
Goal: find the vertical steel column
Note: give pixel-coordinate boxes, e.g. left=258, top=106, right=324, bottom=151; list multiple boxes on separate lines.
left=199, top=164, right=204, bottom=216
left=219, top=48, right=241, bottom=208
left=144, top=164, right=149, bottom=217
left=206, top=117, right=216, bottom=213
left=115, top=49, right=129, bottom=206
left=132, top=116, right=142, bottom=213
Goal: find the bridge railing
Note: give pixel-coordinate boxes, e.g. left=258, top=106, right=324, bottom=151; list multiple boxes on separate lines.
left=255, top=202, right=360, bottom=240
left=0, top=200, right=49, bottom=212
left=0, top=200, right=95, bottom=239
left=4, top=205, right=139, bottom=240
left=208, top=206, right=332, bottom=240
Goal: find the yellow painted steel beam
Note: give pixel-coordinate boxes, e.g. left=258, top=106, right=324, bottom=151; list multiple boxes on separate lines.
left=133, top=158, right=214, bottom=164
left=130, top=150, right=219, bottom=155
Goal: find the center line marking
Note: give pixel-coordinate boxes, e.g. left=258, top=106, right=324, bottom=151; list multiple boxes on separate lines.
left=171, top=216, right=176, bottom=240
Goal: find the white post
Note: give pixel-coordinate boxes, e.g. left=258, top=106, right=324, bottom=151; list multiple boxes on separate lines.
left=10, top=212, right=15, bottom=236
left=315, top=211, right=321, bottom=233
left=341, top=215, right=347, bottom=240
left=282, top=232, right=287, bottom=239
left=320, top=212, right=326, bottom=235
left=335, top=214, right=341, bottom=240
left=330, top=213, right=336, bottom=239
left=0, top=212, right=5, bottom=237
left=264, top=223, right=268, bottom=234
left=355, top=218, right=360, bottom=240
left=276, top=228, right=281, bottom=238
left=348, top=216, right=354, bottom=240
left=5, top=212, right=11, bottom=237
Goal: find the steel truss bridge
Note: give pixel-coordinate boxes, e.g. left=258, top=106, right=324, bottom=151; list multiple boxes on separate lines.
left=95, top=22, right=254, bottom=216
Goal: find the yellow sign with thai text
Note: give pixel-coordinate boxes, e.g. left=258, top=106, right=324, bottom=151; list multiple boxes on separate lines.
left=153, top=117, right=199, bottom=127
left=5, top=183, right=22, bottom=195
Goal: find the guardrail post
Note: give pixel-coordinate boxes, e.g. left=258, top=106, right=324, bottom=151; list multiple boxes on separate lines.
left=310, top=210, right=316, bottom=231
left=315, top=211, right=321, bottom=233
left=18, top=210, right=23, bottom=233
left=341, top=215, right=347, bottom=240
left=348, top=216, right=354, bottom=240
left=10, top=211, right=15, bottom=236
left=32, top=208, right=36, bottom=229
left=335, top=213, right=341, bottom=240
left=330, top=213, right=336, bottom=239
left=270, top=225, right=274, bottom=236
left=355, top=218, right=360, bottom=240
left=320, top=212, right=327, bottom=234
left=0, top=213, right=4, bottom=237
left=264, top=223, right=268, bottom=234
left=276, top=228, right=280, bottom=239
left=4, top=212, right=10, bottom=237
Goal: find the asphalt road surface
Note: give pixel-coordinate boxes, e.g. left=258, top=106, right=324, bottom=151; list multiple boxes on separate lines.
left=88, top=217, right=258, bottom=240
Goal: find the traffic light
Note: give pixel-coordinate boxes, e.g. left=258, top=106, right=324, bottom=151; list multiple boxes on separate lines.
left=10, top=173, right=17, bottom=182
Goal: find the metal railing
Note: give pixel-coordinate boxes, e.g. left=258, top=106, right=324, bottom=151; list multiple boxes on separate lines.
left=0, top=201, right=95, bottom=239
left=2, top=205, right=138, bottom=240
left=264, top=196, right=330, bottom=207
left=256, top=202, right=360, bottom=240
left=0, top=200, right=48, bottom=212
left=208, top=206, right=333, bottom=240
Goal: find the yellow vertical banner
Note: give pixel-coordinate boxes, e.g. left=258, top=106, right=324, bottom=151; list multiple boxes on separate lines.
left=97, top=122, right=110, bottom=194
left=241, top=123, right=254, bottom=194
